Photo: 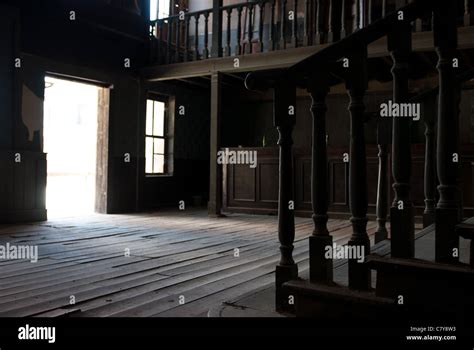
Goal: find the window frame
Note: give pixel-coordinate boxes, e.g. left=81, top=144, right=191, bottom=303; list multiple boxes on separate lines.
left=145, top=94, right=170, bottom=176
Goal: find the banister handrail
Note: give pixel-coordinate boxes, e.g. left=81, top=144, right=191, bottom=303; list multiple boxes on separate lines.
left=246, top=0, right=435, bottom=87
left=150, top=8, right=212, bottom=25
left=221, top=0, right=273, bottom=12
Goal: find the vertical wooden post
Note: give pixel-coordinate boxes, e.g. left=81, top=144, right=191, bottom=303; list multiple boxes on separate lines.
left=375, top=118, right=390, bottom=243
left=274, top=78, right=298, bottom=312
left=423, top=97, right=436, bottom=228
left=308, top=74, right=333, bottom=283
left=211, top=0, right=223, bottom=58
left=346, top=48, right=370, bottom=290
left=388, top=21, right=415, bottom=259
left=208, top=72, right=223, bottom=217
left=434, top=1, right=461, bottom=263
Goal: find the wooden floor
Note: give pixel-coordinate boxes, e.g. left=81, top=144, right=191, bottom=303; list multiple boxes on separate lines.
left=0, top=210, right=382, bottom=317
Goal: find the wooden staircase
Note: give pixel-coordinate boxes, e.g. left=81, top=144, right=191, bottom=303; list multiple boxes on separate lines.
left=245, top=0, right=474, bottom=325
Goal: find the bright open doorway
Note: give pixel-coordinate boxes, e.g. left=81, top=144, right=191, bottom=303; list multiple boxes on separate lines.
left=44, top=76, right=108, bottom=218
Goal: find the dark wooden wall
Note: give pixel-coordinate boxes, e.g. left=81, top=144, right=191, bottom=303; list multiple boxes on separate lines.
left=223, top=145, right=474, bottom=218
left=142, top=81, right=211, bottom=209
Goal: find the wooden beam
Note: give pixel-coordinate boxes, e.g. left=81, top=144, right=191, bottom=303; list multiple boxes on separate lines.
left=141, top=26, right=474, bottom=82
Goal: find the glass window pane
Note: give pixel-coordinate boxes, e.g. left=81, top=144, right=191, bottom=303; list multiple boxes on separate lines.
left=154, top=154, right=164, bottom=173
left=146, top=100, right=153, bottom=135
left=153, top=101, right=165, bottom=136
left=145, top=137, right=153, bottom=173
left=154, top=138, right=165, bottom=154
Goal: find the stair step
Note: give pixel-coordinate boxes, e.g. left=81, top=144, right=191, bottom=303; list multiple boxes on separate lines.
left=283, top=280, right=396, bottom=320
left=366, top=254, right=474, bottom=277
left=366, top=254, right=474, bottom=324
left=456, top=222, right=474, bottom=240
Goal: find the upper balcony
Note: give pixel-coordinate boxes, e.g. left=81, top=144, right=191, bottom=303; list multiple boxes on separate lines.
left=145, top=0, right=474, bottom=80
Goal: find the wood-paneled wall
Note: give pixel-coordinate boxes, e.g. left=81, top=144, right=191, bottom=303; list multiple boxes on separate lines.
left=223, top=145, right=474, bottom=218
left=0, top=151, right=47, bottom=223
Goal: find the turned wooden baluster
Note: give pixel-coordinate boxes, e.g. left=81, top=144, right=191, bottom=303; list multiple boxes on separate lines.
left=304, top=0, right=311, bottom=45
left=434, top=1, right=462, bottom=263
left=280, top=0, right=287, bottom=49
left=328, top=0, right=335, bottom=43
left=465, top=0, right=472, bottom=27
left=225, top=9, right=232, bottom=56
left=194, top=14, right=200, bottom=60
left=203, top=12, right=210, bottom=59
left=184, top=16, right=190, bottom=62
left=375, top=119, right=390, bottom=243
left=315, top=0, right=323, bottom=44
left=367, top=0, right=372, bottom=25
left=291, top=0, right=298, bottom=47
left=341, top=0, right=346, bottom=38
left=308, top=73, right=333, bottom=283
left=270, top=0, right=276, bottom=50
left=175, top=19, right=181, bottom=62
left=423, top=99, right=436, bottom=228
left=353, top=0, right=360, bottom=31
left=166, top=18, right=172, bottom=63
left=236, top=6, right=243, bottom=54
left=258, top=2, right=265, bottom=52
left=388, top=21, right=415, bottom=259
left=246, top=4, right=254, bottom=54
left=346, top=47, right=370, bottom=290
left=274, top=78, right=298, bottom=312
left=157, top=20, right=164, bottom=64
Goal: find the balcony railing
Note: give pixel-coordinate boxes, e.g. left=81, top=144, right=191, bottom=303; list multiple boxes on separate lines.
left=149, top=0, right=474, bottom=65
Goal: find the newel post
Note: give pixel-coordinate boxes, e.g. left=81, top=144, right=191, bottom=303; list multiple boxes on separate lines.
left=346, top=47, right=371, bottom=290
left=308, top=72, right=333, bottom=283
left=388, top=20, right=415, bottom=259
left=274, top=78, right=298, bottom=312
left=433, top=1, right=461, bottom=263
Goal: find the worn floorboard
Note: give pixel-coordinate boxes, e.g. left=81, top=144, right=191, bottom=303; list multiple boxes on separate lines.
left=0, top=209, right=385, bottom=317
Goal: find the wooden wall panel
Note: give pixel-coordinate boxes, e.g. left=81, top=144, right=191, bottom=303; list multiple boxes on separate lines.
left=223, top=145, right=474, bottom=218
left=0, top=151, right=47, bottom=222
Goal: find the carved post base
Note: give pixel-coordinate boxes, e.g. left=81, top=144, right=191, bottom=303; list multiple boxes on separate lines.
left=423, top=201, right=436, bottom=228
left=390, top=205, right=415, bottom=258
left=435, top=207, right=460, bottom=264
left=309, top=235, right=333, bottom=283
left=374, top=223, right=388, bottom=244
left=275, top=264, right=298, bottom=313
left=348, top=217, right=370, bottom=290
